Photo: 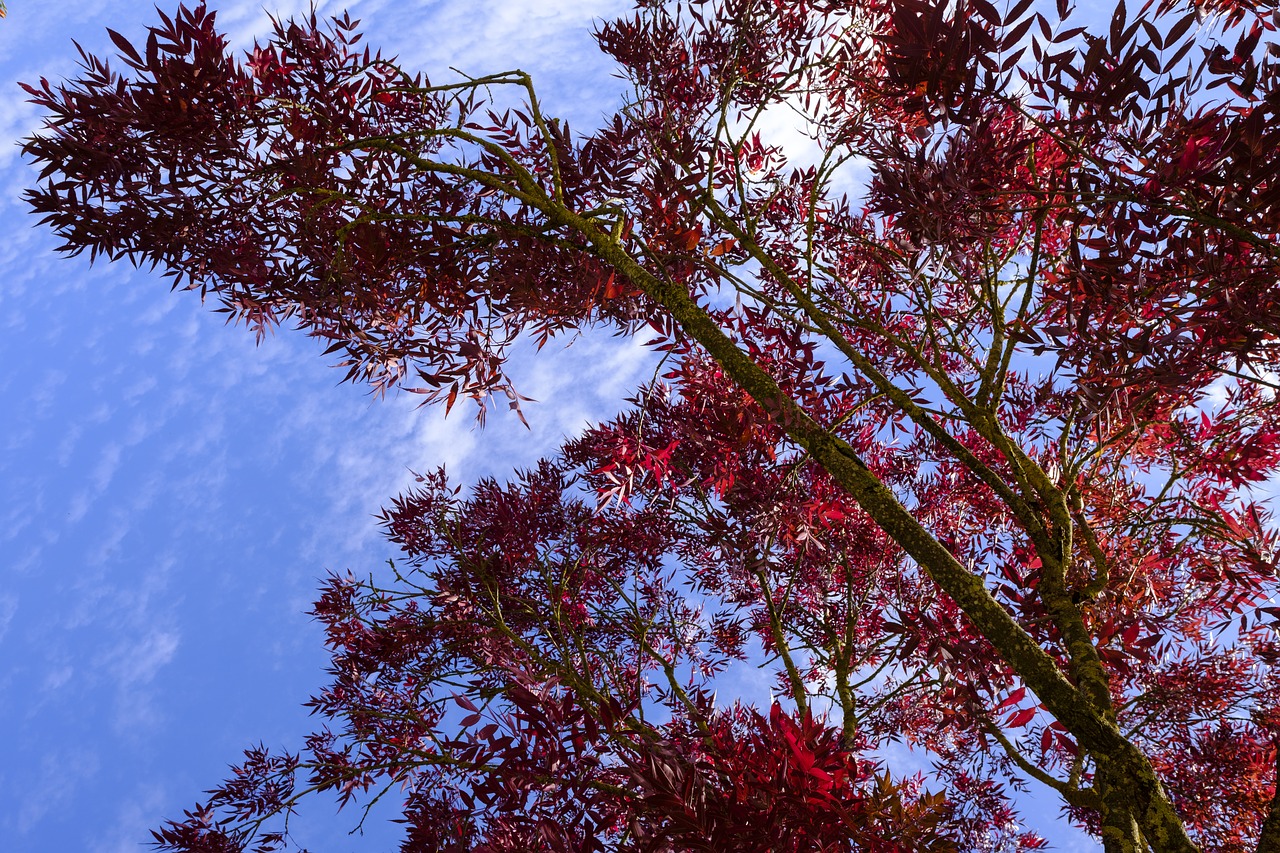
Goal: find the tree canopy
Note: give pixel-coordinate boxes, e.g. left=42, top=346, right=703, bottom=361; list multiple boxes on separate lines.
left=20, top=0, right=1280, bottom=850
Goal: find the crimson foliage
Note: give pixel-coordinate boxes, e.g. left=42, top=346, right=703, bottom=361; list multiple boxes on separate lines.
left=21, top=0, right=1280, bottom=850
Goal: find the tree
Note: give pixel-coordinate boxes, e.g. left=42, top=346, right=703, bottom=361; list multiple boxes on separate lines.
left=19, top=0, right=1280, bottom=849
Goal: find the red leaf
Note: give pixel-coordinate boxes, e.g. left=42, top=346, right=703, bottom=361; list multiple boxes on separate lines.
left=709, top=237, right=737, bottom=257
left=1006, top=708, right=1036, bottom=728
left=995, top=686, right=1026, bottom=711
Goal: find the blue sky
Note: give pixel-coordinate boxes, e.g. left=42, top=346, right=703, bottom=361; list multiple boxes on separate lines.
left=0, top=1, right=1097, bottom=851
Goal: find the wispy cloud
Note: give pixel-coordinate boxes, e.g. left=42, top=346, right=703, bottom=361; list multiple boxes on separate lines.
left=11, top=748, right=101, bottom=834
left=103, top=629, right=181, bottom=731
left=0, top=594, right=16, bottom=643
left=87, top=784, right=167, bottom=853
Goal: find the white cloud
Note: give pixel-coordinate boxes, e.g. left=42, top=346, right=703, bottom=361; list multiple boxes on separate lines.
left=211, top=0, right=383, bottom=50
left=111, top=629, right=180, bottom=687
left=0, top=474, right=42, bottom=544
left=88, top=785, right=168, bottom=853
left=100, top=627, right=181, bottom=733
left=0, top=594, right=16, bottom=643
left=5, top=543, right=42, bottom=576
left=13, top=748, right=101, bottom=833
left=41, top=664, right=73, bottom=691
left=384, top=0, right=624, bottom=71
